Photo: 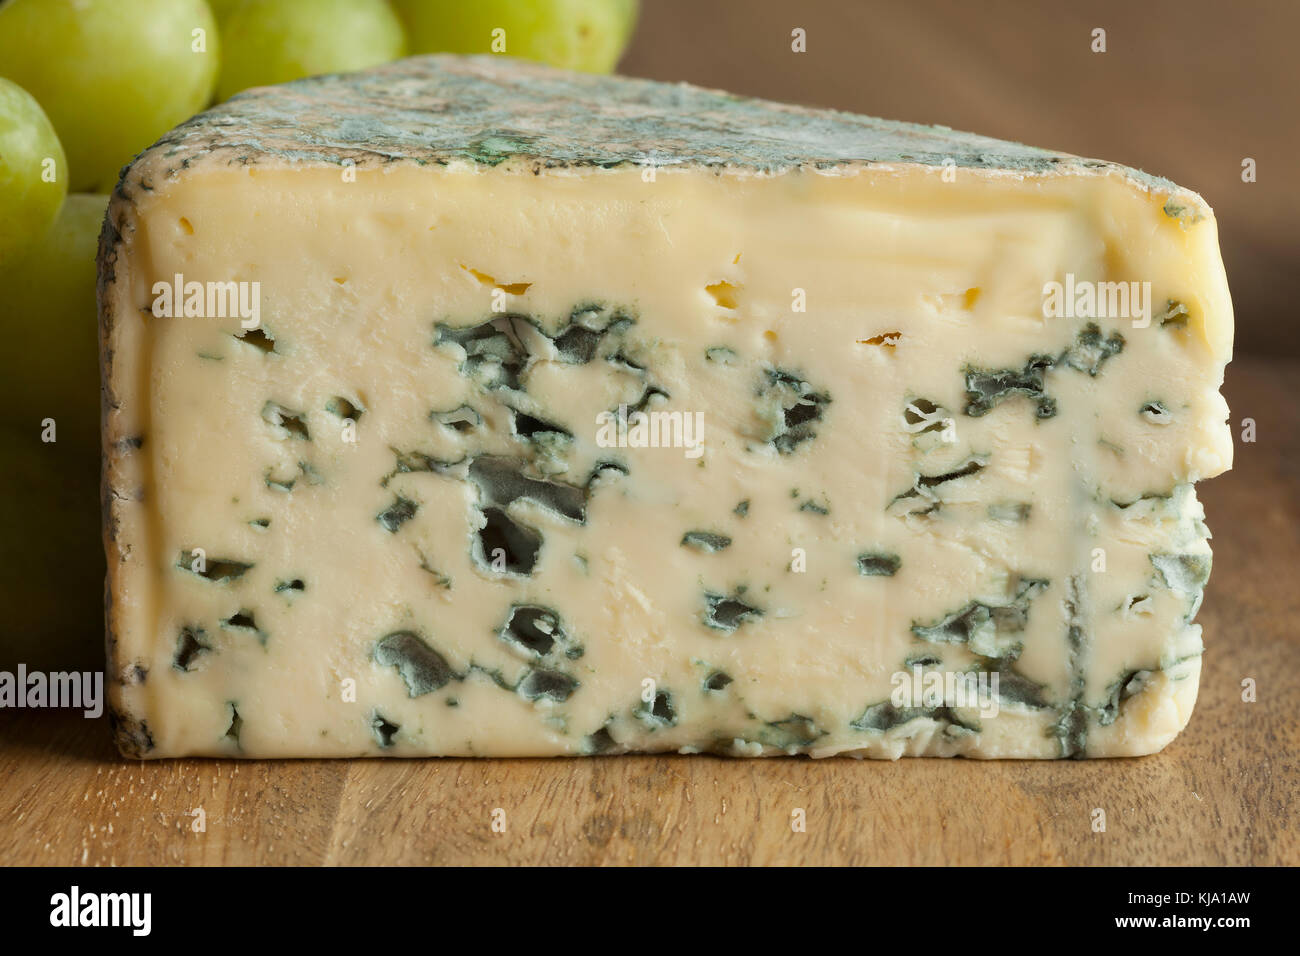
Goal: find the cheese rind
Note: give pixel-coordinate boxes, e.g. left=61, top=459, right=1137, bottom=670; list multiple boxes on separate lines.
left=101, top=55, right=1232, bottom=759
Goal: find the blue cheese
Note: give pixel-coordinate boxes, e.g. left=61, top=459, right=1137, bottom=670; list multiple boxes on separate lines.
left=100, top=55, right=1232, bottom=759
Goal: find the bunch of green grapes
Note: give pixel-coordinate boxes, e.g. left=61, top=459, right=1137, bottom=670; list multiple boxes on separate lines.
left=393, top=0, right=640, bottom=73
left=214, top=0, right=639, bottom=101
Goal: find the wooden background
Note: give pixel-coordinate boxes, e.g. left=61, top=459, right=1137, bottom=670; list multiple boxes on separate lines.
left=623, top=0, right=1300, bottom=356
left=1, top=359, right=1295, bottom=865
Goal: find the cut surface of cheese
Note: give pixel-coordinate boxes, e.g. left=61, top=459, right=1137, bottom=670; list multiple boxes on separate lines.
left=100, top=55, right=1232, bottom=759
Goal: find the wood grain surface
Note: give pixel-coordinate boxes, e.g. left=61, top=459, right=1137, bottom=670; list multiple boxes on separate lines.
left=1, top=357, right=1295, bottom=867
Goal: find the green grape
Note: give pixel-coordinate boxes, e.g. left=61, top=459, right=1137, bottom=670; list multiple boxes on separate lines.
left=0, top=193, right=109, bottom=450
left=205, top=0, right=249, bottom=21
left=393, top=0, right=640, bottom=74
left=0, top=77, right=66, bottom=267
left=216, top=0, right=407, bottom=102
left=0, top=421, right=104, bottom=672
left=0, top=0, right=219, bottom=193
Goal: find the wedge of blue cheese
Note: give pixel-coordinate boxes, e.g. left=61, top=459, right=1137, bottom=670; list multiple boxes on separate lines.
left=100, top=55, right=1232, bottom=759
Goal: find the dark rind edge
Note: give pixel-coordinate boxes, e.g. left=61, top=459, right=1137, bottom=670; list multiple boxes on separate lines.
left=119, top=54, right=1200, bottom=198
left=98, top=185, right=147, bottom=758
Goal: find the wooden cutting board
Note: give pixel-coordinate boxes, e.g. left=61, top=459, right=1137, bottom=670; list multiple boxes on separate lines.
left=2, top=357, right=1295, bottom=866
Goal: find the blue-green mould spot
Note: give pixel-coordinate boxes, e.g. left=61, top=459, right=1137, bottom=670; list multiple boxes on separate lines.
left=373, top=631, right=457, bottom=697
left=850, top=702, right=978, bottom=735
left=583, top=724, right=618, bottom=755
left=993, top=667, right=1051, bottom=709
left=431, top=404, right=480, bottom=433
left=1110, top=490, right=1174, bottom=510
left=261, top=401, right=309, bottom=440
left=264, top=460, right=323, bottom=492
left=1096, top=669, right=1150, bottom=726
left=325, top=396, right=363, bottom=420
left=704, top=671, right=733, bottom=692
left=1140, top=401, right=1172, bottom=424
left=274, top=578, right=305, bottom=594
left=681, top=530, right=732, bottom=553
left=377, top=496, right=418, bottom=533
left=761, top=367, right=831, bottom=455
left=413, top=548, right=452, bottom=589
left=384, top=448, right=463, bottom=485
left=551, top=325, right=603, bottom=364
left=265, top=469, right=295, bottom=492
left=1150, top=553, right=1212, bottom=593
left=1052, top=700, right=1088, bottom=759
left=911, top=577, right=1048, bottom=659
left=473, top=506, right=543, bottom=576
left=470, top=456, right=586, bottom=522
left=517, top=668, right=579, bottom=702
left=987, top=501, right=1032, bottom=523
left=903, top=654, right=942, bottom=668
left=1054, top=576, right=1089, bottom=758
left=626, top=384, right=670, bottom=415
left=173, top=626, right=210, bottom=672
left=733, top=499, right=749, bottom=517
left=225, top=703, right=242, bottom=742
left=499, top=604, right=582, bottom=660
left=176, top=551, right=253, bottom=583
left=434, top=315, right=530, bottom=389
left=857, top=552, right=901, bottom=577
left=890, top=456, right=987, bottom=514
left=220, top=610, right=264, bottom=644
left=966, top=325, right=1122, bottom=418
left=637, top=691, right=676, bottom=727
left=511, top=407, right=572, bottom=442
left=1060, top=323, right=1124, bottom=376
left=372, top=712, right=399, bottom=748
left=1162, top=201, right=1204, bottom=224
left=761, top=714, right=824, bottom=749
left=963, top=356, right=1056, bottom=419
left=703, top=591, right=763, bottom=633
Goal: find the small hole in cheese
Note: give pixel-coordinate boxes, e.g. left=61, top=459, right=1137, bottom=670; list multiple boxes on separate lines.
left=858, top=331, right=902, bottom=347
left=461, top=264, right=531, bottom=295
left=706, top=281, right=739, bottom=309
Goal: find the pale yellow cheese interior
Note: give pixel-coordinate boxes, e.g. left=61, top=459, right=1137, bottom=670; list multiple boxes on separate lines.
left=104, top=163, right=1232, bottom=758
